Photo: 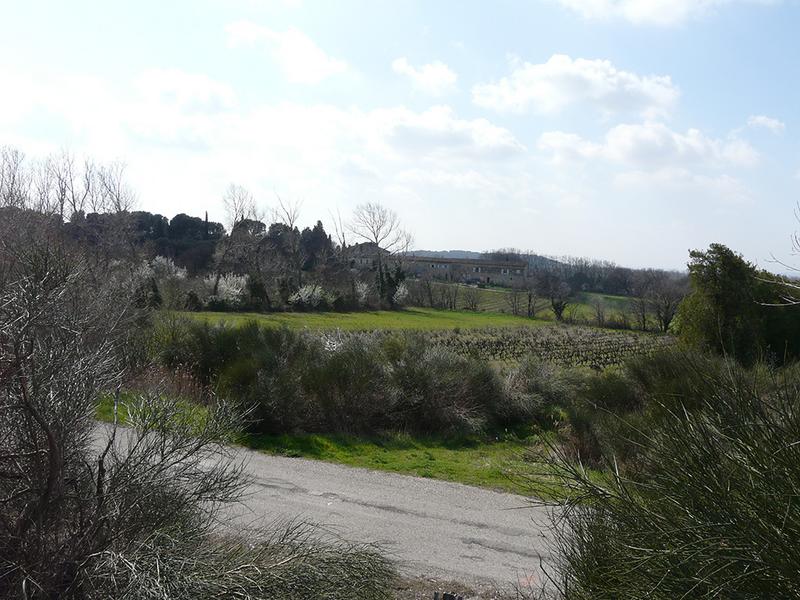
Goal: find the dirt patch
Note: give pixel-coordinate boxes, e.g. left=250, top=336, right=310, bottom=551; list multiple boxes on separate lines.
left=393, top=575, right=520, bottom=599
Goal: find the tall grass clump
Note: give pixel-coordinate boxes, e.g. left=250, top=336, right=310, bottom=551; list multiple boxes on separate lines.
left=84, top=522, right=394, bottom=599
left=538, top=352, right=800, bottom=599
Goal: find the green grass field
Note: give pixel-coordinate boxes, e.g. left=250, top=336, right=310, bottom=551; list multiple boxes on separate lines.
left=184, top=307, right=547, bottom=331
left=424, top=282, right=635, bottom=323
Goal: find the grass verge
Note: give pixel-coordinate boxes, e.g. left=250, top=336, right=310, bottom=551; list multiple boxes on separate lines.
left=97, top=395, right=558, bottom=495
left=242, top=430, right=553, bottom=495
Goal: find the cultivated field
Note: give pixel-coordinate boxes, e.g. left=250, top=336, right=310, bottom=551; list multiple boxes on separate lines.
left=405, top=326, right=672, bottom=368
left=180, top=308, right=672, bottom=369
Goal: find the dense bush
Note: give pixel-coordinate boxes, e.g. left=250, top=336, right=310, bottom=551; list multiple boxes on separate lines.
left=502, top=357, right=578, bottom=426
left=555, top=349, right=734, bottom=468
left=539, top=353, right=800, bottom=599
left=389, top=341, right=505, bottom=434
left=150, top=318, right=716, bottom=459
left=150, top=319, right=543, bottom=436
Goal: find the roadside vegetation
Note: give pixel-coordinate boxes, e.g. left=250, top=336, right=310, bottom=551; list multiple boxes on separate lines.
left=237, top=431, right=539, bottom=493
left=96, top=392, right=550, bottom=495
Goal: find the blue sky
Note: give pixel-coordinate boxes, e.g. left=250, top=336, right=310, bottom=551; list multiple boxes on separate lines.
left=2, top=0, right=799, bottom=269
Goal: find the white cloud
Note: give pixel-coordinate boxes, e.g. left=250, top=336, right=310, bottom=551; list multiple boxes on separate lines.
left=536, top=131, right=603, bottom=164
left=538, top=121, right=759, bottom=168
left=472, top=54, right=678, bottom=118
left=391, top=57, right=458, bottom=96
left=0, top=61, right=526, bottom=223
left=555, top=0, right=776, bottom=27
left=615, top=167, right=753, bottom=204
left=1, top=59, right=768, bottom=268
left=136, top=69, right=237, bottom=113
left=225, top=21, right=347, bottom=84
left=373, top=105, right=525, bottom=159
left=396, top=168, right=496, bottom=191
left=747, top=114, right=785, bottom=134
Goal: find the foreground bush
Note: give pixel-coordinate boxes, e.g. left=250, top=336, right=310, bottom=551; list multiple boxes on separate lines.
left=546, top=349, right=733, bottom=468
left=538, top=353, right=800, bottom=599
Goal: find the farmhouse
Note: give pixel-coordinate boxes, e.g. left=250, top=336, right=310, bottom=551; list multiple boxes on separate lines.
left=346, top=242, right=391, bottom=268
left=347, top=244, right=530, bottom=286
left=401, top=255, right=529, bottom=286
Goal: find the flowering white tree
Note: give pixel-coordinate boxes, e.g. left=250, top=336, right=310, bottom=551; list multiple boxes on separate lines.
left=355, top=280, right=372, bottom=307
left=392, top=282, right=409, bottom=306
left=289, top=284, right=332, bottom=310
left=204, top=273, right=248, bottom=307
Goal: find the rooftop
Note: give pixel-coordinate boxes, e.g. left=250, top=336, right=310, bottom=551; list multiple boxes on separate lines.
left=400, top=255, right=528, bottom=269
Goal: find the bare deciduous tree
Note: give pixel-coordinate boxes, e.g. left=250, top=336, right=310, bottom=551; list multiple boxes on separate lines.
left=48, top=153, right=99, bottom=220
left=592, top=298, right=607, bottom=327
left=437, top=282, right=460, bottom=310
left=222, top=183, right=258, bottom=230
left=271, top=195, right=308, bottom=287
left=212, top=184, right=263, bottom=296
left=506, top=286, right=523, bottom=316
left=96, top=162, right=137, bottom=213
left=525, top=283, right=541, bottom=319
left=538, top=271, right=572, bottom=322
left=463, top=286, right=481, bottom=311
left=0, top=146, right=30, bottom=209
left=647, top=273, right=688, bottom=333
left=1, top=147, right=136, bottom=222
left=348, top=202, right=412, bottom=300
left=274, top=195, right=302, bottom=229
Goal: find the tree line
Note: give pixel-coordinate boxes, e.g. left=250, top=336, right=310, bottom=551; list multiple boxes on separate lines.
left=0, top=147, right=415, bottom=313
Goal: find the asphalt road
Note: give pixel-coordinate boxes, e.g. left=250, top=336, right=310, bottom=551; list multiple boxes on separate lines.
left=227, top=444, right=553, bottom=589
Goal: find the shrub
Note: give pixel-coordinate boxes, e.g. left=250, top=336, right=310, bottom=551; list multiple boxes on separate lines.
left=150, top=322, right=515, bottom=436
left=226, top=327, right=322, bottom=434
left=306, top=335, right=389, bottom=432
left=388, top=340, right=504, bottom=435
left=503, top=357, right=579, bottom=426
left=540, top=354, right=800, bottom=599
left=557, top=349, right=727, bottom=468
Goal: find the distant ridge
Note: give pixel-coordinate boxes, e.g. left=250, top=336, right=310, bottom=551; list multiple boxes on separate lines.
left=406, top=250, right=483, bottom=260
